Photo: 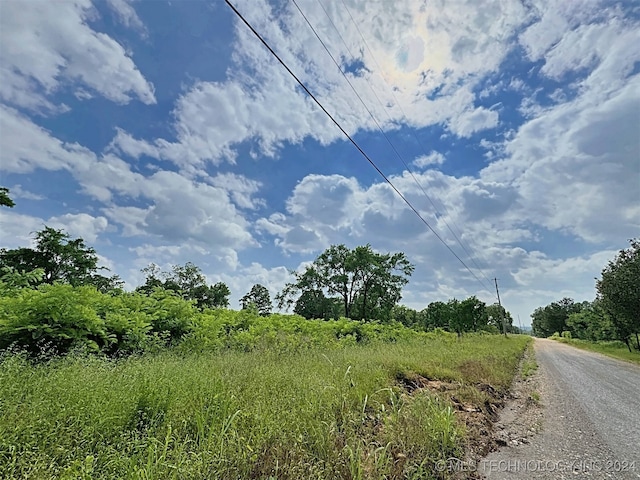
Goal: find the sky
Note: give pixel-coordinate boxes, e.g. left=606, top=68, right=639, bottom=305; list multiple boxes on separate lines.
left=1, top=0, right=638, bottom=327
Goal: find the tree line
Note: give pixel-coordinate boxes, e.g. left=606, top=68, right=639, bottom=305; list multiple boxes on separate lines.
left=0, top=187, right=518, bottom=355
left=531, top=238, right=639, bottom=352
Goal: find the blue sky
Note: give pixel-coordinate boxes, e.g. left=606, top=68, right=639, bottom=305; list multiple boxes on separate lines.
left=1, top=0, right=639, bottom=326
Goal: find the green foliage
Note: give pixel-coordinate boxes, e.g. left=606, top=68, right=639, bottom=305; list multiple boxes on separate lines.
left=0, top=266, right=45, bottom=294
left=137, top=262, right=230, bottom=310
left=532, top=240, right=640, bottom=350
left=0, top=334, right=529, bottom=479
left=486, top=303, right=515, bottom=333
left=566, top=301, right=616, bottom=341
left=0, top=227, right=120, bottom=291
left=293, top=289, right=341, bottom=320
left=0, top=285, right=200, bottom=355
left=0, top=187, right=15, bottom=208
left=240, top=283, right=272, bottom=316
left=531, top=297, right=583, bottom=337
left=418, top=297, right=492, bottom=335
left=277, top=244, right=414, bottom=322
left=596, top=238, right=640, bottom=349
left=0, top=284, right=112, bottom=354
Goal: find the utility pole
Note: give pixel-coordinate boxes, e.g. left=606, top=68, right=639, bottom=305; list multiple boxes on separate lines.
left=494, top=278, right=507, bottom=337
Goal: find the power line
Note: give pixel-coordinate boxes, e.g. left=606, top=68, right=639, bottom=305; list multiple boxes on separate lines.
left=293, top=0, right=492, bottom=293
left=331, top=0, right=497, bottom=293
left=224, top=0, right=490, bottom=290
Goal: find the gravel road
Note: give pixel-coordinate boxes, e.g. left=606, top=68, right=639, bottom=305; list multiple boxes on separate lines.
left=481, top=338, right=640, bottom=479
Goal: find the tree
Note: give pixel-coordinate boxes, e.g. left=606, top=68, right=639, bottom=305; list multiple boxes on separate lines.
left=455, top=296, right=488, bottom=334
left=392, top=305, right=419, bottom=328
left=277, top=244, right=414, bottom=322
left=486, top=303, right=514, bottom=333
left=596, top=238, right=640, bottom=351
left=137, top=262, right=230, bottom=310
left=566, top=300, right=615, bottom=342
left=421, top=301, right=452, bottom=330
left=531, top=298, right=582, bottom=337
left=240, top=284, right=272, bottom=316
left=0, top=227, right=119, bottom=290
left=0, top=187, right=15, bottom=208
left=293, top=289, right=341, bottom=320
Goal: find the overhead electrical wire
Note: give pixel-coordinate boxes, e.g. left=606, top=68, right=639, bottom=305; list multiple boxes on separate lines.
left=224, top=0, right=490, bottom=293
left=295, top=0, right=494, bottom=294
left=330, top=0, right=498, bottom=292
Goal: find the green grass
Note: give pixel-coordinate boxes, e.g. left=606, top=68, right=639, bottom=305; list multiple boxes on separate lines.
left=552, top=337, right=640, bottom=364
left=0, top=334, right=530, bottom=479
left=521, top=344, right=538, bottom=378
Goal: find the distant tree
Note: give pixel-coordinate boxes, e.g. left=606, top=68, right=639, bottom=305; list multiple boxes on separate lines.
left=293, top=289, right=341, bottom=320
left=137, top=262, right=230, bottom=310
left=392, top=305, right=419, bottom=328
left=596, top=238, right=640, bottom=351
left=421, top=301, right=453, bottom=330
left=486, top=303, right=514, bottom=333
left=277, top=244, right=414, bottom=322
left=0, top=227, right=119, bottom=290
left=0, top=187, right=15, bottom=208
left=531, top=298, right=582, bottom=337
left=455, top=296, right=488, bottom=334
left=241, top=284, right=272, bottom=316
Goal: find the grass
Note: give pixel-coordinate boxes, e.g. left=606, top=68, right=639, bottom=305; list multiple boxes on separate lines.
left=0, top=334, right=530, bottom=479
left=521, top=344, right=538, bottom=379
left=552, top=337, right=640, bottom=365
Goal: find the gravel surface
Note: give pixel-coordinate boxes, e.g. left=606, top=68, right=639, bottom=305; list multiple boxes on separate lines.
left=481, top=338, right=640, bottom=479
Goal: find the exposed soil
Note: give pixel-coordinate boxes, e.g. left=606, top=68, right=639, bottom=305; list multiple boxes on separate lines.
left=396, top=346, right=543, bottom=479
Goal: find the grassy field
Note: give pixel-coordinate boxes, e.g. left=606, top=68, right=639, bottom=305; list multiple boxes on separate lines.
left=552, top=337, right=640, bottom=365
left=0, top=334, right=530, bottom=479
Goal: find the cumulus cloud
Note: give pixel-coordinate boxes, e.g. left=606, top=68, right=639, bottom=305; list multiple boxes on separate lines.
left=110, top=0, right=529, bottom=169
left=0, top=0, right=155, bottom=112
left=413, top=151, right=445, bottom=169
left=0, top=106, right=258, bottom=255
left=48, top=213, right=109, bottom=243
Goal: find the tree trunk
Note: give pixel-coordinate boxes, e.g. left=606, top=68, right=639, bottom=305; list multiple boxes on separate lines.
left=635, top=332, right=640, bottom=351
left=624, top=337, right=632, bottom=352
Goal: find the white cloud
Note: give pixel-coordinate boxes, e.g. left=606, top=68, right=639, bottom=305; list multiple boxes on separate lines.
left=448, top=107, right=499, bottom=138
left=1, top=106, right=258, bottom=257
left=413, top=151, right=445, bottom=168
left=0, top=0, right=155, bottom=112
left=110, top=0, right=530, bottom=169
left=47, top=213, right=109, bottom=243
left=8, top=184, right=44, bottom=201
left=0, top=210, right=108, bottom=246
left=105, top=0, right=146, bottom=34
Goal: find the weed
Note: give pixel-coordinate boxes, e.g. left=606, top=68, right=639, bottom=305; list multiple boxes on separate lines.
left=0, top=334, right=529, bottom=479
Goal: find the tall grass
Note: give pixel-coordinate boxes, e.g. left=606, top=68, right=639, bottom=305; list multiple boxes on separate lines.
left=0, top=334, right=529, bottom=479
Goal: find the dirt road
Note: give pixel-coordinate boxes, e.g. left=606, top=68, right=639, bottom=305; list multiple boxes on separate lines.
left=481, top=338, right=640, bottom=479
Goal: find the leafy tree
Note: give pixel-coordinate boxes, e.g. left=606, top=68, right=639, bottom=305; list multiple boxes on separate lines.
left=293, top=289, right=341, bottom=320
left=531, top=298, right=582, bottom=337
left=486, top=303, right=514, bottom=333
left=596, top=238, right=640, bottom=350
left=0, top=266, right=44, bottom=293
left=240, top=284, right=272, bottom=316
left=454, top=296, right=488, bottom=335
left=137, top=262, right=230, bottom=310
left=0, top=227, right=119, bottom=290
left=277, top=244, right=414, bottom=322
left=0, top=187, right=15, bottom=208
left=391, top=305, right=419, bottom=328
left=566, top=300, right=615, bottom=342
left=420, top=301, right=452, bottom=331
